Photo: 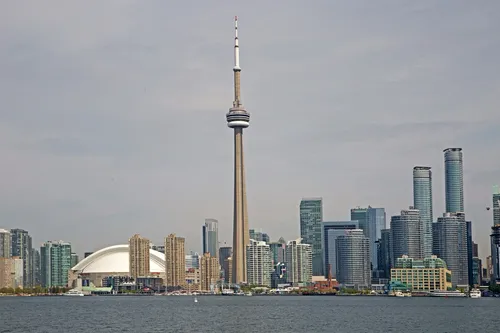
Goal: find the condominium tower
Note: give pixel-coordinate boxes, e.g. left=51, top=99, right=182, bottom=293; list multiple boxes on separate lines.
left=0, top=229, right=10, bottom=258
left=129, top=234, right=150, bottom=278
left=285, top=238, right=312, bottom=285
left=200, top=253, right=219, bottom=291
left=246, top=239, right=272, bottom=286
left=299, top=198, right=323, bottom=275
left=413, top=166, right=433, bottom=257
left=444, top=148, right=464, bottom=213
left=11, top=229, right=33, bottom=288
left=165, top=234, right=186, bottom=287
left=390, top=207, right=423, bottom=265
left=202, top=219, right=219, bottom=259
left=40, top=240, right=72, bottom=288
left=336, top=229, right=371, bottom=287
left=321, top=221, right=359, bottom=279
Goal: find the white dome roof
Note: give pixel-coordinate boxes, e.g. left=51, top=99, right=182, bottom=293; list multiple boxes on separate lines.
left=72, top=244, right=165, bottom=274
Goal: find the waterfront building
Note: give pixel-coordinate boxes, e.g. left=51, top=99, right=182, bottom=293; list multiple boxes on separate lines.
left=433, top=213, right=469, bottom=287
left=0, top=258, right=13, bottom=288
left=249, top=229, right=270, bottom=243
left=11, top=256, right=23, bottom=288
left=185, top=268, right=200, bottom=290
left=300, top=198, right=323, bottom=276
left=185, top=251, right=200, bottom=270
left=11, top=229, right=33, bottom=288
left=32, top=249, right=41, bottom=286
left=494, top=188, right=500, bottom=225
left=390, top=255, right=452, bottom=292
left=165, top=234, right=186, bottom=288
left=335, top=229, right=371, bottom=288
left=491, top=225, right=500, bottom=284
left=0, top=229, right=10, bottom=258
left=227, top=17, right=251, bottom=285
left=413, top=166, right=433, bottom=257
left=200, top=253, right=219, bottom=292
left=246, top=239, right=272, bottom=286
left=202, top=219, right=219, bottom=259
left=129, top=234, right=150, bottom=279
left=40, top=240, right=72, bottom=288
left=285, top=238, right=312, bottom=285
left=70, top=253, right=79, bottom=269
left=223, top=257, right=232, bottom=283
left=444, top=148, right=464, bottom=213
left=321, top=221, right=359, bottom=279
left=269, top=239, right=286, bottom=266
left=270, top=262, right=287, bottom=288
left=377, top=229, right=392, bottom=279
left=472, top=257, right=482, bottom=287
left=390, top=207, right=423, bottom=265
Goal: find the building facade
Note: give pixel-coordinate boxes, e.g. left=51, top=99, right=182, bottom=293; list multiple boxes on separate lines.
left=249, top=229, right=270, bottom=243
left=390, top=255, right=452, bottom=292
left=269, top=240, right=286, bottom=266
left=493, top=190, right=500, bottom=226
left=299, top=198, right=323, bottom=276
left=491, top=225, right=500, bottom=284
left=165, top=234, right=186, bottom=288
left=40, top=240, right=72, bottom=288
left=11, top=229, right=33, bottom=288
left=200, top=253, right=219, bottom=291
left=285, top=239, right=312, bottom=285
left=413, top=166, right=433, bottom=257
left=390, top=207, right=423, bottom=265
left=321, top=221, right=359, bottom=279
left=203, top=219, right=219, bottom=259
left=185, top=251, right=200, bottom=270
left=246, top=240, right=272, bottom=286
left=377, top=229, right=392, bottom=279
left=335, top=229, right=371, bottom=288
left=0, top=258, right=13, bottom=288
left=0, top=229, right=10, bottom=258
left=444, top=148, right=464, bottom=213
left=129, top=234, right=150, bottom=278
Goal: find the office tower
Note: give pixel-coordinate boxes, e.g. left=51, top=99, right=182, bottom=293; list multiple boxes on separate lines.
left=219, top=247, right=232, bottom=264
left=227, top=17, right=251, bottom=285
left=285, top=238, right=312, bottom=285
left=336, top=229, right=371, bottom=288
left=350, top=207, right=386, bottom=271
left=0, top=258, right=13, bottom=288
left=246, top=239, right=272, bottom=286
left=413, top=166, right=433, bottom=257
left=32, top=249, right=41, bottom=286
left=165, top=234, right=186, bottom=288
left=70, top=253, right=79, bottom=269
left=223, top=257, right=233, bottom=283
left=271, top=262, right=287, bottom=288
left=0, top=229, right=10, bottom=258
left=203, top=219, right=219, bottom=259
left=321, top=221, right=359, bottom=279
left=269, top=240, right=286, bottom=266
left=200, top=253, right=219, bottom=291
left=433, top=213, right=469, bottom=287
left=129, top=234, right=150, bottom=278
left=466, top=221, right=473, bottom=286
left=444, top=148, right=464, bottom=213
left=491, top=225, right=500, bottom=284
left=390, top=207, right=423, bottom=265
left=185, top=251, right=200, bottom=269
left=10, top=229, right=33, bottom=288
left=493, top=187, right=500, bottom=225
left=472, top=242, right=479, bottom=257
left=390, top=255, right=451, bottom=292
left=299, top=198, right=323, bottom=275
left=40, top=240, right=72, bottom=288
left=249, top=229, right=270, bottom=243
left=472, top=257, right=482, bottom=286
left=377, top=229, right=392, bottom=279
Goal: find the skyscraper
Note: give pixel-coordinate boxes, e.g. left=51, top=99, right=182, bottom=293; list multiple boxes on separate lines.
left=285, top=239, right=312, bottom=285
left=413, top=166, right=433, bottom=257
left=378, top=229, right=392, bottom=279
left=227, top=16, right=251, bottom=285
left=129, top=234, right=150, bottom=279
left=0, top=229, right=10, bottom=258
left=165, top=234, right=186, bottom=288
left=299, top=198, right=323, bottom=276
left=246, top=240, right=272, bottom=286
left=444, top=148, right=464, bottom=213
left=40, top=240, right=72, bottom=288
left=390, top=207, right=423, bottom=265
left=321, top=221, right=359, bottom=279
left=202, top=219, right=219, bottom=259
left=493, top=186, right=500, bottom=226
left=11, top=229, right=33, bottom=288
left=200, top=253, right=219, bottom=291
left=490, top=225, right=500, bottom=284
left=335, top=229, right=371, bottom=288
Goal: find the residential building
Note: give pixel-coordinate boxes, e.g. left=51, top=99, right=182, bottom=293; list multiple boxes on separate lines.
left=491, top=225, right=500, bottom=284
left=185, top=251, right=200, bottom=270
left=390, top=255, right=452, bottom=292
left=377, top=229, right=392, bottom=279
left=444, top=148, right=464, bottom=213
left=0, top=229, right=10, bottom=258
left=70, top=253, right=79, bottom=269
left=321, top=221, right=359, bottom=279
left=299, top=198, right=323, bottom=276
left=32, top=249, right=41, bottom=286
left=433, top=213, right=469, bottom=287
left=185, top=268, right=200, bottom=290
left=246, top=239, right=272, bottom=286
left=165, top=234, right=186, bottom=288
left=0, top=258, right=13, bottom=288
left=40, top=240, right=72, bottom=288
left=472, top=257, right=482, bottom=287
left=223, top=257, right=232, bottom=283
left=202, top=219, right=219, bottom=259
left=200, top=253, right=219, bottom=291
left=390, top=207, right=423, bottom=265
left=285, top=238, right=312, bottom=285
left=335, top=229, right=371, bottom=288
left=269, top=240, right=286, bottom=266
left=129, top=234, right=150, bottom=278
left=413, top=166, right=433, bottom=257
left=11, top=229, right=33, bottom=288
left=12, top=256, right=23, bottom=288
left=249, top=229, right=270, bottom=243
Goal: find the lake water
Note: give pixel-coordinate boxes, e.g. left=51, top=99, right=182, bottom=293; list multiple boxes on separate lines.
left=0, top=295, right=496, bottom=332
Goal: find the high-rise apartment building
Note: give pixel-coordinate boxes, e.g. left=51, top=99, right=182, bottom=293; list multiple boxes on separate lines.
left=0, top=258, right=13, bottom=288
left=285, top=238, right=312, bottom=285
left=249, top=229, right=270, bottom=243
left=129, top=234, right=150, bottom=278
left=390, top=207, right=423, bottom=265
left=246, top=239, right=272, bottom=286
left=413, top=166, right=433, bottom=257
left=11, top=229, right=33, bottom=288
left=70, top=253, right=79, bottom=269
left=269, top=239, right=286, bottom=266
left=11, top=256, right=23, bottom=288
left=335, top=229, right=371, bottom=288
left=223, top=257, right=232, bottom=283
left=299, top=198, right=323, bottom=276
left=32, top=249, right=41, bottom=286
left=202, top=219, right=219, bottom=259
left=185, top=251, right=201, bottom=270
left=493, top=188, right=500, bottom=226
left=165, top=234, right=186, bottom=288
left=433, top=213, right=469, bottom=287
left=200, top=253, right=219, bottom=291
left=321, top=221, right=359, bottom=279
left=491, top=225, right=500, bottom=284
left=444, top=148, right=464, bottom=213
left=40, top=240, right=72, bottom=288
left=0, top=229, right=11, bottom=258
left=350, top=207, right=386, bottom=271
left=377, top=229, right=392, bottom=279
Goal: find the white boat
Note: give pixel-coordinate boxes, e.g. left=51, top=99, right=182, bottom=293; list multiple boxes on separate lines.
left=470, top=289, right=482, bottom=298
left=194, top=297, right=198, bottom=303
left=63, top=289, right=84, bottom=296
left=395, top=291, right=405, bottom=297
left=428, top=290, right=466, bottom=297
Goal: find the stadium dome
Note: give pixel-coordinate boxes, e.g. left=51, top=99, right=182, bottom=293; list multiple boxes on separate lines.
left=71, top=244, right=165, bottom=274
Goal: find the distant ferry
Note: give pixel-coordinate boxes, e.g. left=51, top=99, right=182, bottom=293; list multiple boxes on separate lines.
left=63, top=289, right=84, bottom=296
left=428, top=290, right=466, bottom=297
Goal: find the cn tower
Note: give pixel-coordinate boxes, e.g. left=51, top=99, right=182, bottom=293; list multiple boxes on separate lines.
left=226, top=16, right=250, bottom=284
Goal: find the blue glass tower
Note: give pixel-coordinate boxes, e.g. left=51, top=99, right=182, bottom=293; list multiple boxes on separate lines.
left=413, top=166, right=433, bottom=257
left=444, top=148, right=464, bottom=213
left=300, top=198, right=323, bottom=276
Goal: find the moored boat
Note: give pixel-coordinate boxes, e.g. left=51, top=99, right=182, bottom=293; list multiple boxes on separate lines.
left=428, top=290, right=466, bottom=297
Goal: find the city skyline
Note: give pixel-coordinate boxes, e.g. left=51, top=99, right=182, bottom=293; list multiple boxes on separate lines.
left=1, top=1, right=499, bottom=262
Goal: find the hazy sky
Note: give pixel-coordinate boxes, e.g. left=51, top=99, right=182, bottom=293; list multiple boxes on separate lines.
left=1, top=0, right=499, bottom=260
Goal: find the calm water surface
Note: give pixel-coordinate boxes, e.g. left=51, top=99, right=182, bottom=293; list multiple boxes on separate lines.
left=1, top=295, right=496, bottom=332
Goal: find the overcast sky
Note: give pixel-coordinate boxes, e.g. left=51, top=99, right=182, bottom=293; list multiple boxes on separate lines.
left=1, top=0, right=499, bottom=260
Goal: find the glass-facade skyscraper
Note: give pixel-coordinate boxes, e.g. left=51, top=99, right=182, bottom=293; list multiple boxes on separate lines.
left=40, top=240, right=72, bottom=288
left=335, top=229, right=371, bottom=287
left=11, top=229, right=33, bottom=288
left=444, top=148, right=464, bottom=213
left=413, top=166, right=433, bottom=257
left=299, top=198, right=323, bottom=276
left=390, top=207, right=423, bottom=265
left=202, top=219, right=219, bottom=259
left=493, top=189, right=500, bottom=226
left=322, top=221, right=359, bottom=278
